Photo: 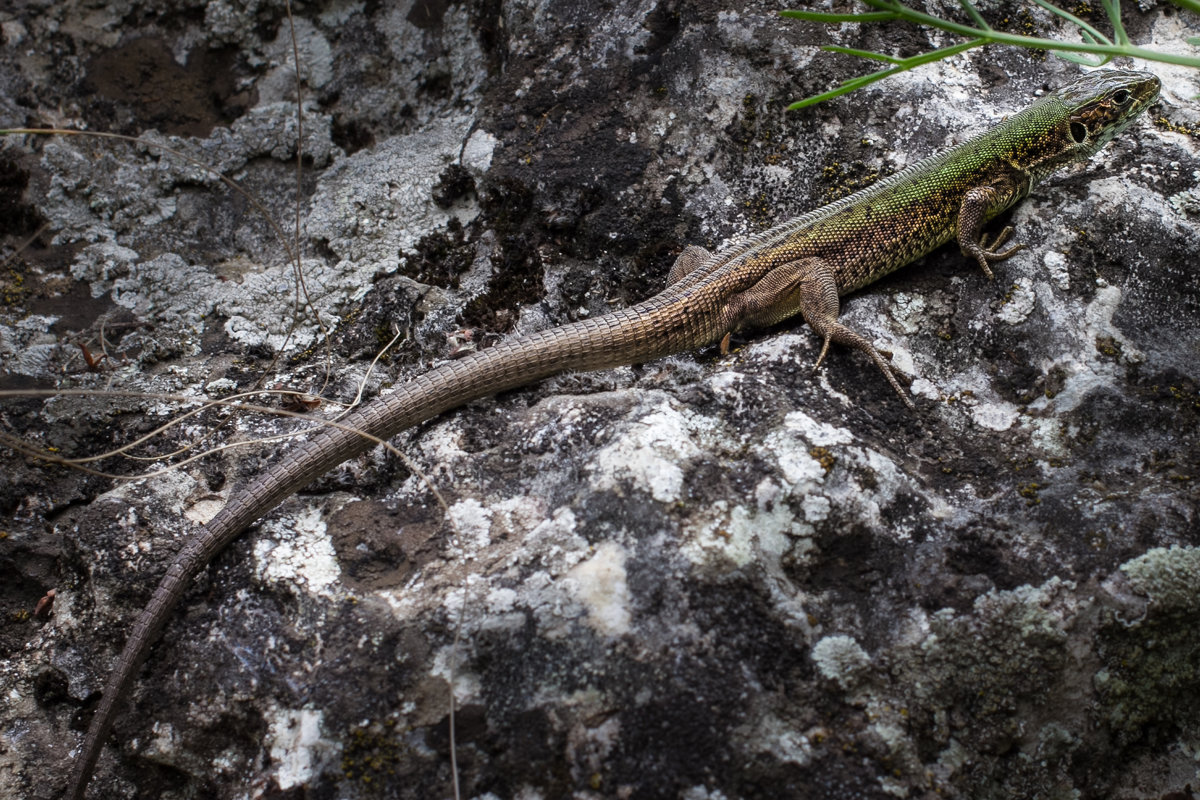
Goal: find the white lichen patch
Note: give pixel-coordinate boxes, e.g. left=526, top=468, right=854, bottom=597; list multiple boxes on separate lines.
left=1027, top=417, right=1070, bottom=460
left=463, top=128, right=499, bottom=174
left=565, top=542, right=632, bottom=636
left=889, top=291, right=935, bottom=336
left=1168, top=185, right=1200, bottom=217
left=430, top=643, right=483, bottom=705
left=263, top=16, right=333, bottom=95
left=418, top=506, right=596, bottom=642
left=779, top=409, right=854, bottom=447
left=488, top=494, right=555, bottom=541
left=764, top=409, right=926, bottom=539
left=812, top=634, right=871, bottom=691
left=93, top=469, right=196, bottom=525
left=142, top=720, right=181, bottom=762
left=413, top=420, right=472, bottom=473
left=484, top=586, right=519, bottom=614
left=908, top=376, right=942, bottom=403
left=506, top=510, right=600, bottom=639
left=109, top=252, right=216, bottom=334
left=379, top=3, right=487, bottom=105
left=771, top=445, right=824, bottom=489
left=764, top=410, right=851, bottom=488
left=254, top=507, right=341, bottom=597
left=69, top=241, right=140, bottom=294
left=1030, top=282, right=1144, bottom=414
left=682, top=500, right=804, bottom=569
left=306, top=117, right=478, bottom=276
left=590, top=399, right=712, bottom=503
left=509, top=506, right=591, bottom=575
left=58, top=113, right=482, bottom=356
left=0, top=315, right=67, bottom=378
left=704, top=369, right=750, bottom=400
left=750, top=713, right=814, bottom=767
left=1083, top=283, right=1143, bottom=362
left=754, top=478, right=783, bottom=512
left=996, top=278, right=1036, bottom=325
left=972, top=577, right=1076, bottom=635
left=522, top=571, right=579, bottom=641
left=801, top=493, right=831, bottom=523
left=40, top=102, right=359, bottom=352
left=266, top=707, right=338, bottom=790
left=1043, top=250, right=1070, bottom=292
left=737, top=332, right=811, bottom=365
left=448, top=497, right=494, bottom=552
left=970, top=401, right=1019, bottom=432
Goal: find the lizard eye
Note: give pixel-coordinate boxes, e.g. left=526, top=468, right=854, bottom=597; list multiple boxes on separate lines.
left=1113, top=89, right=1132, bottom=105
left=1070, top=121, right=1088, bottom=144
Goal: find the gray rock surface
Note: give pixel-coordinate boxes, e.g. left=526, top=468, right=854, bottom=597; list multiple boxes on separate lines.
left=1, top=1, right=1199, bottom=798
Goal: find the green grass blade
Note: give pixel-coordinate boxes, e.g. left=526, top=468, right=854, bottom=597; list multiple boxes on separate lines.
left=875, top=3, right=1200, bottom=66
left=784, top=0, right=1200, bottom=108
left=788, top=38, right=985, bottom=110
left=1102, top=0, right=1130, bottom=45
left=958, top=0, right=992, bottom=30
left=1050, top=49, right=1108, bottom=66
left=787, top=69, right=901, bottom=110
left=1030, top=0, right=1113, bottom=45
left=821, top=45, right=905, bottom=64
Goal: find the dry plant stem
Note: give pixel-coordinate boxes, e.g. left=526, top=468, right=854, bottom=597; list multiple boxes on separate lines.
left=0, top=221, right=49, bottom=270
left=280, top=0, right=340, bottom=395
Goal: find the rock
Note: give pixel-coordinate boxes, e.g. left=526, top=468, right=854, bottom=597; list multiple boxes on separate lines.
left=1, top=1, right=1198, bottom=799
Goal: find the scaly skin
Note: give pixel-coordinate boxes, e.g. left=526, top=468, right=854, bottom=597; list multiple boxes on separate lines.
left=66, top=69, right=1159, bottom=798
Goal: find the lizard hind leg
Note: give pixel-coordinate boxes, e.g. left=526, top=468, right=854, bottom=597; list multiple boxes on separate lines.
left=666, top=244, right=714, bottom=286
left=726, top=257, right=915, bottom=408
left=794, top=263, right=914, bottom=408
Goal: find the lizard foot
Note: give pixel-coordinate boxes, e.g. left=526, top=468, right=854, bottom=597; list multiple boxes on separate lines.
left=969, top=226, right=1027, bottom=279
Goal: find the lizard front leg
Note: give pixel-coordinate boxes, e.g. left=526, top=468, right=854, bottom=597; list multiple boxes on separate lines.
left=726, top=257, right=914, bottom=408
left=957, top=178, right=1029, bottom=279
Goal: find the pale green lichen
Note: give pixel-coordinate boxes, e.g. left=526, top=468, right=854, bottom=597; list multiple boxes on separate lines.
left=1120, top=545, right=1200, bottom=611
left=1096, top=546, right=1200, bottom=747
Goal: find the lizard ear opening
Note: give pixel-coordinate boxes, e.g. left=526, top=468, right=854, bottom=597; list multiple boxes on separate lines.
left=1069, top=121, right=1088, bottom=144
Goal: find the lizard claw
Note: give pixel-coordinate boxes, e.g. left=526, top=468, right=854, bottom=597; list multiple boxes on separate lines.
left=970, top=226, right=1027, bottom=279
left=813, top=335, right=833, bottom=372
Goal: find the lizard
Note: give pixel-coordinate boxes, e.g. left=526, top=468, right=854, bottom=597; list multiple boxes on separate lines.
left=65, top=68, right=1160, bottom=798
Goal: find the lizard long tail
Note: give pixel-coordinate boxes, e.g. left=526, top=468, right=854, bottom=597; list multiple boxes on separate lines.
left=67, top=292, right=722, bottom=799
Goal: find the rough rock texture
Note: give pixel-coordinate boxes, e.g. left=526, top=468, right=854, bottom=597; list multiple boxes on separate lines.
left=2, top=1, right=1199, bottom=799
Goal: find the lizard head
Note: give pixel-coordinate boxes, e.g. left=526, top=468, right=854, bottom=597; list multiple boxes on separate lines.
left=1010, top=69, right=1159, bottom=184
left=1054, top=69, right=1161, bottom=160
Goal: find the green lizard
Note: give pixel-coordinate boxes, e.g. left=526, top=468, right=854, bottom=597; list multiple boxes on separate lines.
left=66, top=68, right=1159, bottom=798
